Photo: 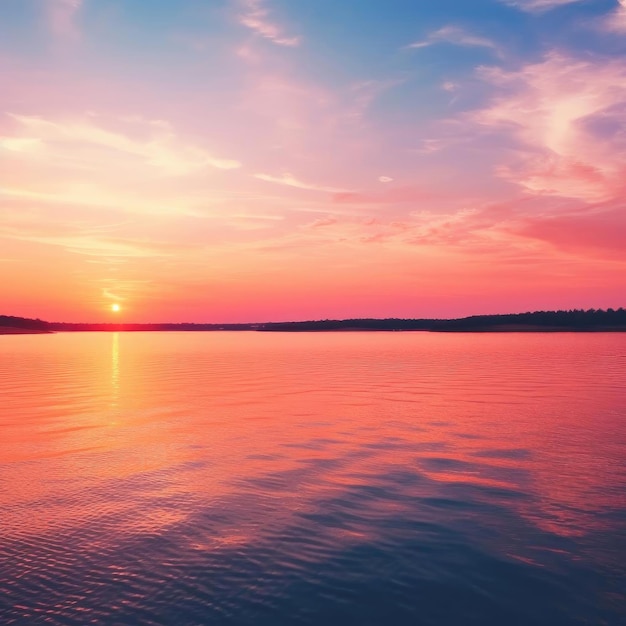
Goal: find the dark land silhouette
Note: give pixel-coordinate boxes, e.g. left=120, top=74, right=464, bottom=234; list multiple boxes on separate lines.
left=2, top=309, right=626, bottom=334
left=0, top=316, right=54, bottom=334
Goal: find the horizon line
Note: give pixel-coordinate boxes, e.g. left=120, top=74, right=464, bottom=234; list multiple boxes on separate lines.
left=3, top=306, right=625, bottom=327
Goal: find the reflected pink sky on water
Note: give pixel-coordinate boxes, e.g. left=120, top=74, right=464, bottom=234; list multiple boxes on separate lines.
left=1, top=332, right=625, bottom=624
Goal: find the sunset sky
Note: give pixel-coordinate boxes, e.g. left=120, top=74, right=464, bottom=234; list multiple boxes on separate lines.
left=1, top=0, right=625, bottom=322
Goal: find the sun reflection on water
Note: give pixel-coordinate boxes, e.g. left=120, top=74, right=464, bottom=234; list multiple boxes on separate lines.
left=110, top=332, right=120, bottom=422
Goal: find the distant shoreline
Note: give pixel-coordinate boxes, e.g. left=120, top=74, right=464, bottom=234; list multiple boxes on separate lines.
left=2, top=309, right=626, bottom=334
left=432, top=323, right=626, bottom=332
left=2, top=327, right=626, bottom=334
left=260, top=325, right=626, bottom=333
left=35, top=326, right=626, bottom=333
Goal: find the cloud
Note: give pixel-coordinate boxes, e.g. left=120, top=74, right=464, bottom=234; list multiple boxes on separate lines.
left=514, top=204, right=626, bottom=259
left=254, top=172, right=350, bottom=193
left=0, top=219, right=200, bottom=259
left=0, top=185, right=189, bottom=217
left=393, top=196, right=626, bottom=262
left=407, top=26, right=500, bottom=54
left=0, top=137, right=43, bottom=153
left=506, top=0, right=625, bottom=28
left=238, top=0, right=300, bottom=47
left=378, top=176, right=394, bottom=183
left=262, top=192, right=626, bottom=264
left=604, top=0, right=626, bottom=32
left=49, top=235, right=201, bottom=258
left=305, top=217, right=338, bottom=228
left=403, top=207, right=495, bottom=248
left=499, top=0, right=584, bottom=12
left=4, top=113, right=241, bottom=175
left=472, top=52, right=626, bottom=201
left=412, top=138, right=459, bottom=154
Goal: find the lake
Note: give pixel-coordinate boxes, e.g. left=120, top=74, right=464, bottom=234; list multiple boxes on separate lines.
left=1, top=331, right=625, bottom=625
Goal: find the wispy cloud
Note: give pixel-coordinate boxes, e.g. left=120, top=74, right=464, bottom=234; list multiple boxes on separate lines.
left=0, top=137, right=43, bottom=153
left=11, top=233, right=202, bottom=259
left=412, top=138, right=460, bottom=154
left=407, top=26, right=500, bottom=54
left=0, top=212, right=190, bottom=259
left=4, top=113, right=241, bottom=175
left=0, top=185, right=190, bottom=217
left=499, top=0, right=584, bottom=12
left=405, top=199, right=626, bottom=263
left=472, top=52, right=626, bottom=201
left=304, top=217, right=338, bottom=229
left=604, top=0, right=626, bottom=32
left=238, top=0, right=300, bottom=47
left=254, top=172, right=350, bottom=193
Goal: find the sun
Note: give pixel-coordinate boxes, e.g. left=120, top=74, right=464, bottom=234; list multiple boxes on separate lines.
left=111, top=303, right=121, bottom=313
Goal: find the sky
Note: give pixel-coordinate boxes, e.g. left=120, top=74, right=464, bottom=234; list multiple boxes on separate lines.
left=1, top=0, right=625, bottom=322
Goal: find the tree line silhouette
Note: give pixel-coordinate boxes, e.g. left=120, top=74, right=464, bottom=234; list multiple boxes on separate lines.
left=2, top=308, right=626, bottom=333
left=431, top=308, right=626, bottom=331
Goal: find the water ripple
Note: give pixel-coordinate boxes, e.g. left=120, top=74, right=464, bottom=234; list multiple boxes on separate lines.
left=1, top=332, right=625, bottom=625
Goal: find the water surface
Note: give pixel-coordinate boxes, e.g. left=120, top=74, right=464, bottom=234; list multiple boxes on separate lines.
left=1, top=332, right=625, bottom=625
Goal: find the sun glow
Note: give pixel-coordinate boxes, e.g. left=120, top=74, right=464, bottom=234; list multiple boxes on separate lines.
left=111, top=303, right=121, bottom=313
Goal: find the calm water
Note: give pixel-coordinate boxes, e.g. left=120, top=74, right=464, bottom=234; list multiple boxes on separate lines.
left=1, top=332, right=625, bottom=625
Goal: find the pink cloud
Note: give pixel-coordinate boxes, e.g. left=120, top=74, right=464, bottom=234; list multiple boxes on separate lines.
left=513, top=204, right=626, bottom=260
left=305, top=217, right=338, bottom=228
left=605, top=0, right=626, bottom=32
left=500, top=0, right=584, bottom=12
left=237, top=0, right=300, bottom=47
left=403, top=194, right=626, bottom=263
left=473, top=53, right=626, bottom=201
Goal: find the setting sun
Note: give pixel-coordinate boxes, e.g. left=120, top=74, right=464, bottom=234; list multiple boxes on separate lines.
left=111, top=304, right=121, bottom=313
